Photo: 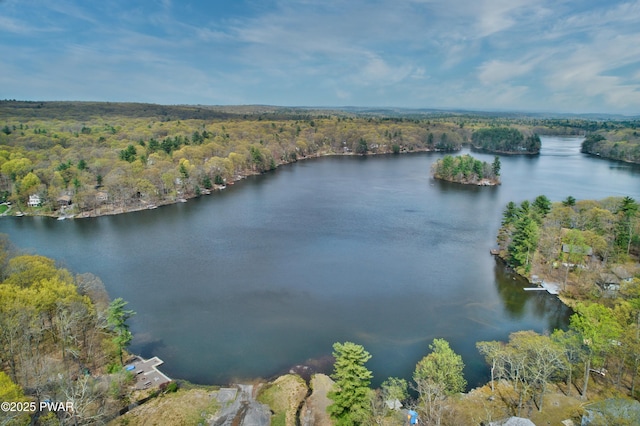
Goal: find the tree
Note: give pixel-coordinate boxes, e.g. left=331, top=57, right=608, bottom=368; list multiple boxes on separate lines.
left=616, top=196, right=638, bottom=256
left=327, top=341, right=373, bottom=425
left=492, top=156, right=501, bottom=177
left=570, top=302, right=622, bottom=400
left=107, top=298, right=135, bottom=365
left=476, top=341, right=503, bottom=393
left=532, top=195, right=551, bottom=219
left=551, top=329, right=583, bottom=397
left=356, top=138, right=368, bottom=155
left=413, top=338, right=466, bottom=426
left=508, top=215, right=539, bottom=274
left=119, top=145, right=137, bottom=163
left=380, top=376, right=408, bottom=404
left=509, top=331, right=565, bottom=412
left=0, top=371, right=30, bottom=425
left=20, top=172, right=41, bottom=195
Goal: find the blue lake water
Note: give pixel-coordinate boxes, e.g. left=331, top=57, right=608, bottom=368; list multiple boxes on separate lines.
left=1, top=136, right=639, bottom=388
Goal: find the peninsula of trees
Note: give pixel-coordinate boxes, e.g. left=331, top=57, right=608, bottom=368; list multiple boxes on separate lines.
left=496, top=195, right=639, bottom=285
left=432, top=154, right=501, bottom=185
left=490, top=195, right=640, bottom=421
left=471, top=127, right=541, bottom=154
left=580, top=126, right=640, bottom=163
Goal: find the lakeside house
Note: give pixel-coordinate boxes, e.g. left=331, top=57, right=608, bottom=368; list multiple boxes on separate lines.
left=57, top=195, right=72, bottom=207
left=561, top=243, right=594, bottom=268
left=489, top=417, right=535, bottom=426
left=598, top=265, right=637, bottom=293
left=561, top=244, right=593, bottom=257
left=598, top=273, right=621, bottom=292
left=95, top=191, right=108, bottom=203
left=28, top=194, right=42, bottom=207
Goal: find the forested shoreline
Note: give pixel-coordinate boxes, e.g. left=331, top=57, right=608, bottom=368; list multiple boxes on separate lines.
left=1, top=101, right=638, bottom=219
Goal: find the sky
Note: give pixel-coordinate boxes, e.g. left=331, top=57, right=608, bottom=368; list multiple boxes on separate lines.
left=1, top=0, right=640, bottom=114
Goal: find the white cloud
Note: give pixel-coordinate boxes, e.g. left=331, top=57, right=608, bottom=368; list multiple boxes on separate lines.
left=477, top=60, right=534, bottom=85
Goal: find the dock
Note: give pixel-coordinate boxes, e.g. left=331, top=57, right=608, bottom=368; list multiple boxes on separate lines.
left=523, top=280, right=561, bottom=295
left=125, top=356, right=171, bottom=390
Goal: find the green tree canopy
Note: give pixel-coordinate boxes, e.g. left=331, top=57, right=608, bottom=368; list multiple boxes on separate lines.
left=107, top=297, right=136, bottom=365
left=327, top=341, right=373, bottom=425
left=413, top=338, right=466, bottom=425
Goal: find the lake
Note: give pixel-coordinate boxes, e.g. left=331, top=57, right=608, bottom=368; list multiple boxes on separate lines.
left=2, top=136, right=639, bottom=388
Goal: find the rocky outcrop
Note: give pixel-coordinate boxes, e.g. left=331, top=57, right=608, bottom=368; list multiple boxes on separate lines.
left=300, top=374, right=335, bottom=426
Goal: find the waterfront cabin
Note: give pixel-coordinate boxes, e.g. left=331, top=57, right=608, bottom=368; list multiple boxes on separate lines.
left=561, top=244, right=594, bottom=267
left=57, top=195, right=72, bottom=207
left=28, top=194, right=42, bottom=207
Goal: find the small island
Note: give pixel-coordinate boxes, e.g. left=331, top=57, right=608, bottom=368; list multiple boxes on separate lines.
left=471, top=127, right=541, bottom=154
left=431, top=154, right=501, bottom=186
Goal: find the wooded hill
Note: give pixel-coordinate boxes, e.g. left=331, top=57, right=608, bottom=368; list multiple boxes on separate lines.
left=0, top=101, right=638, bottom=217
left=0, top=102, right=471, bottom=217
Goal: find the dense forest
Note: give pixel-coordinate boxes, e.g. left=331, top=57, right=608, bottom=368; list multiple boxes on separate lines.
left=431, top=154, right=501, bottom=185
left=471, top=127, right=541, bottom=154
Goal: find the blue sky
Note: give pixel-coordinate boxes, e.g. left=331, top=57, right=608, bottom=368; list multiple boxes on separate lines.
left=2, top=0, right=640, bottom=114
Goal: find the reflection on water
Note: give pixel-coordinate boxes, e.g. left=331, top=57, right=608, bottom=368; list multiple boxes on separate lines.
left=493, top=261, right=531, bottom=319
left=493, top=259, right=573, bottom=330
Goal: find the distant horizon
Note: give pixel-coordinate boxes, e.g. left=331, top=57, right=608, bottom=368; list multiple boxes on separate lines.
left=3, top=98, right=638, bottom=119
left=2, top=1, right=640, bottom=115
